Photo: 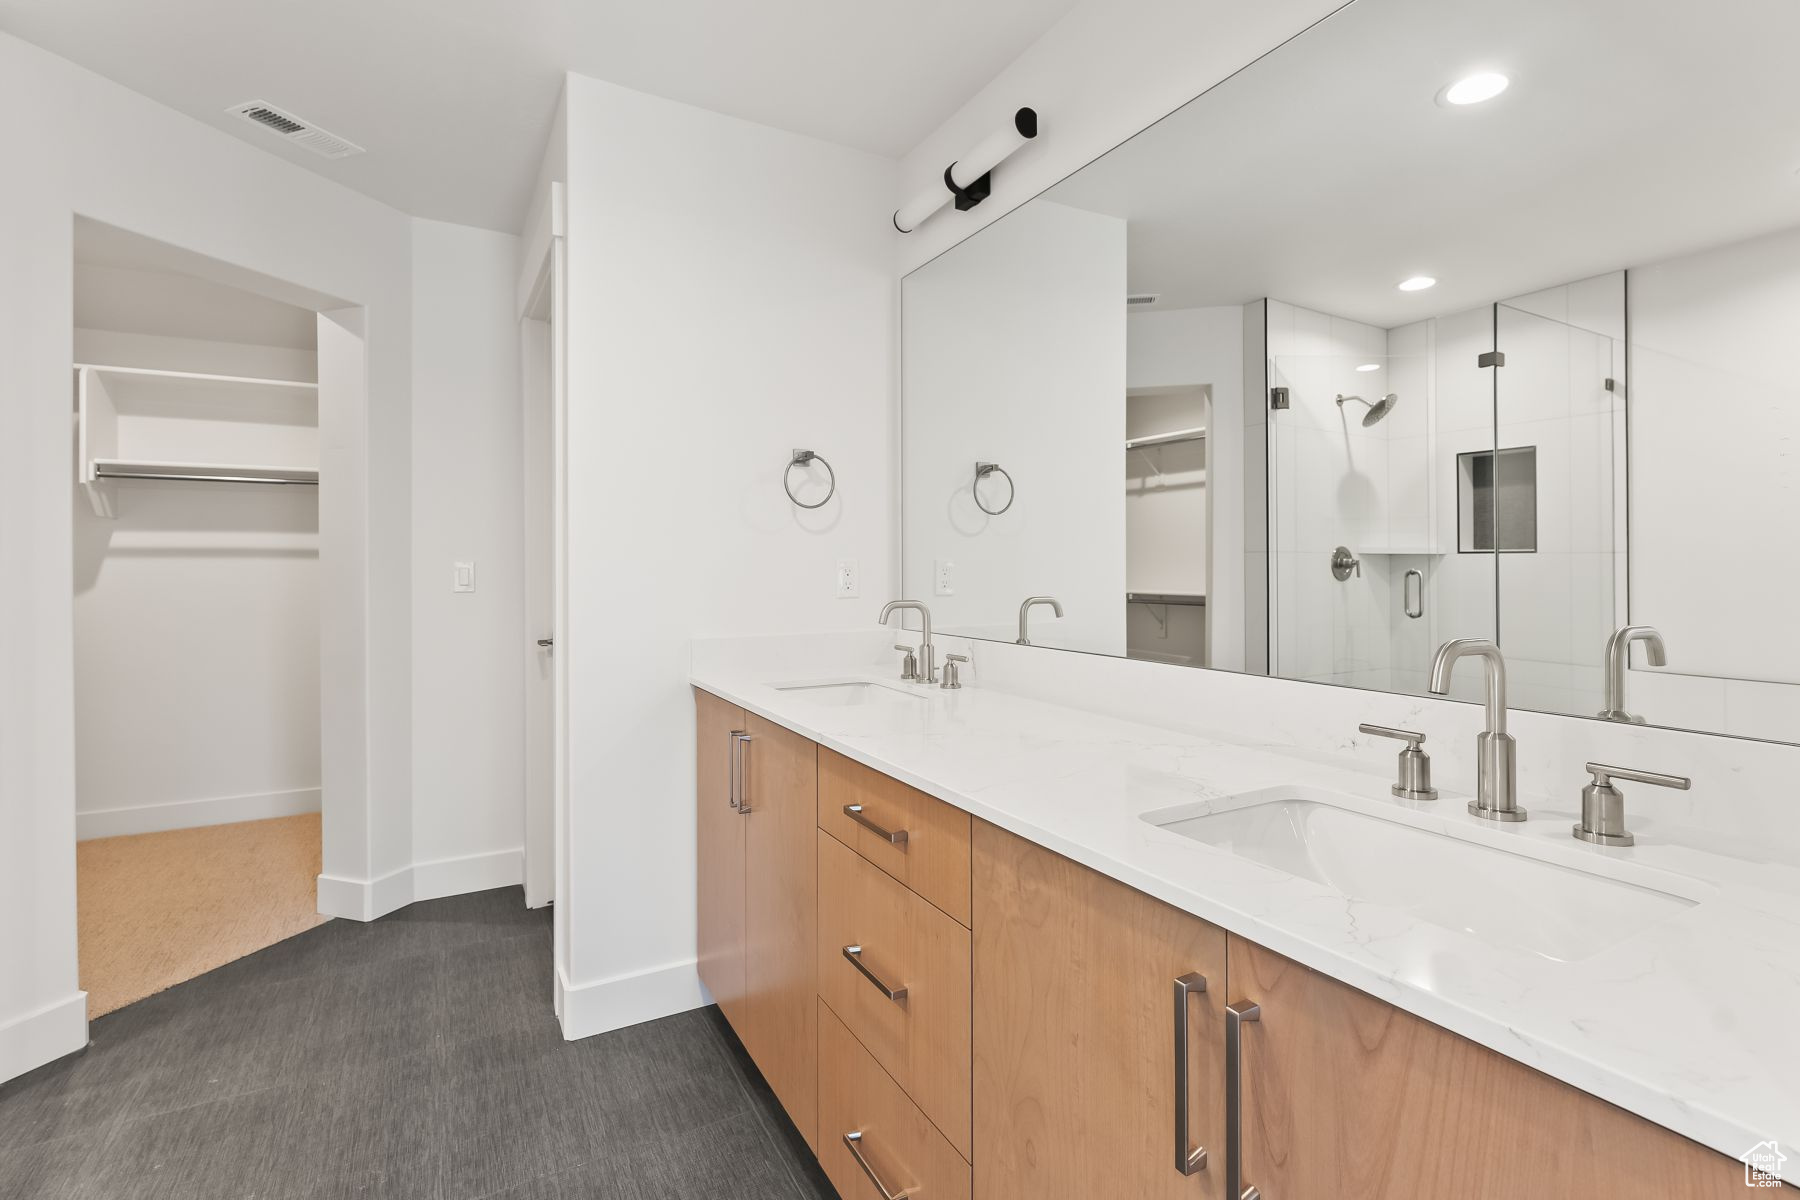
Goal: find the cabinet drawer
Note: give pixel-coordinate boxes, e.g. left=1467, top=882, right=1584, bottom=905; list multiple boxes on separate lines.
left=818, top=829, right=972, bottom=1158
left=819, top=748, right=971, bottom=927
left=818, top=1002, right=971, bottom=1200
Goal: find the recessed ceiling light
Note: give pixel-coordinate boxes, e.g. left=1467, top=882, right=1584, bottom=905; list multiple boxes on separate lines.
left=1440, top=72, right=1509, bottom=107
left=1356, top=363, right=1381, bottom=372
left=1398, top=276, right=1437, bottom=292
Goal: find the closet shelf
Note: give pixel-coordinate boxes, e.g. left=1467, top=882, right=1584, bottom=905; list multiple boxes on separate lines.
left=75, top=363, right=317, bottom=391
left=1125, top=426, right=1206, bottom=450
left=91, top=459, right=318, bottom=485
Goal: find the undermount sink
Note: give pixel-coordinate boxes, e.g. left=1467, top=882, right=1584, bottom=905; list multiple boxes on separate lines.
left=773, top=680, right=928, bottom=707
left=1146, top=788, right=1701, bottom=963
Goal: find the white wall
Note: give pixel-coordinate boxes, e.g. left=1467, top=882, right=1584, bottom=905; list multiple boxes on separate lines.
left=72, top=326, right=321, bottom=840
left=410, top=219, right=527, bottom=895
left=895, top=0, right=1347, bottom=274
left=902, top=200, right=1126, bottom=653
left=557, top=74, right=896, bottom=1036
left=1626, top=227, right=1800, bottom=740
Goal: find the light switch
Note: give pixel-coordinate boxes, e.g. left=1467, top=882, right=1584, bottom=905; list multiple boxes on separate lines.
left=453, top=561, right=476, bottom=593
left=934, top=559, right=955, bottom=596
left=836, top=559, right=860, bottom=599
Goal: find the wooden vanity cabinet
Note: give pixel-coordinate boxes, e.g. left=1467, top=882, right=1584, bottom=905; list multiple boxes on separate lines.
left=972, top=819, right=1230, bottom=1200
left=693, top=690, right=819, bottom=1150
left=1227, top=937, right=1742, bottom=1199
left=697, top=692, right=1746, bottom=1199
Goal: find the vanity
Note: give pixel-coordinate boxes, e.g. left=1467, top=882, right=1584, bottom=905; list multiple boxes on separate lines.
left=692, top=657, right=1782, bottom=1199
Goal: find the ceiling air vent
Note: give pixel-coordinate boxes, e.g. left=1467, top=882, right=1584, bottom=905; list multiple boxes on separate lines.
left=228, top=101, right=364, bottom=160
left=1126, top=293, right=1161, bottom=308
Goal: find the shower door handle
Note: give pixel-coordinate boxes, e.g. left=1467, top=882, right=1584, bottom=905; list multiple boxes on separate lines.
left=1404, top=569, right=1424, bottom=619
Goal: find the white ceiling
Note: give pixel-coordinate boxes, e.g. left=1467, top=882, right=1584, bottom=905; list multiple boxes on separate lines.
left=1041, top=0, right=1800, bottom=327
left=0, top=0, right=1079, bottom=233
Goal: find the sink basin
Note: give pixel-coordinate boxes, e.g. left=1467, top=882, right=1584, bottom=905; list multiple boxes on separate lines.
left=1146, top=789, right=1699, bottom=962
left=773, top=680, right=928, bottom=707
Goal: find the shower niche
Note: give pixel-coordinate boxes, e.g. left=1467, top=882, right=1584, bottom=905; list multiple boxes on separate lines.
left=1458, top=447, right=1537, bottom=553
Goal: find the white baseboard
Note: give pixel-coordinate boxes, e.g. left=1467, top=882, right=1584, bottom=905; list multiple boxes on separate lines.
left=316, top=847, right=524, bottom=922
left=0, top=992, right=88, bottom=1086
left=77, top=787, right=321, bottom=841
left=555, top=958, right=706, bottom=1041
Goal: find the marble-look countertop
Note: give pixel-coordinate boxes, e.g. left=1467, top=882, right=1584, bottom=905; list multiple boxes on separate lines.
left=691, top=664, right=1800, bottom=1178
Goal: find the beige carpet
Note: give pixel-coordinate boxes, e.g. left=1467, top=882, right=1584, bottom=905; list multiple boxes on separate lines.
left=77, top=812, right=328, bottom=1017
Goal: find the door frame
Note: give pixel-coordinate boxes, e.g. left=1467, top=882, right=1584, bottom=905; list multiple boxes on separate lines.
left=518, top=184, right=566, bottom=913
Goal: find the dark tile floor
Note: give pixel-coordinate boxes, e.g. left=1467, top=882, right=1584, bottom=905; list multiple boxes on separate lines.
left=0, top=888, right=836, bottom=1200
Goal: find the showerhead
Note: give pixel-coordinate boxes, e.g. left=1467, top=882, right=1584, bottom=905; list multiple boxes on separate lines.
left=1335, top=392, right=1399, bottom=427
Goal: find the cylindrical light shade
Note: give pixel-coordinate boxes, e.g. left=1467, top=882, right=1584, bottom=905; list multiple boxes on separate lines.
left=893, top=107, right=1039, bottom=233
left=893, top=187, right=949, bottom=233
left=948, top=107, right=1038, bottom=191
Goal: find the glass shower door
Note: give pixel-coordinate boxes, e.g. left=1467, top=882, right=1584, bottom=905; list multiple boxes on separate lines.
left=1494, top=296, right=1625, bottom=718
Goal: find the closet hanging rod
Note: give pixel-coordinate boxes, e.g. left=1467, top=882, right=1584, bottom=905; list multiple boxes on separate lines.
left=1127, top=591, right=1206, bottom=607
left=93, top=466, right=318, bottom=486
left=1125, top=427, right=1207, bottom=450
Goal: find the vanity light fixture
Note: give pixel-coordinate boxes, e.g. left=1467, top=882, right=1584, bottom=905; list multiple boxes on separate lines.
left=1397, top=276, right=1438, bottom=292
left=893, top=107, right=1039, bottom=233
left=1439, top=71, right=1510, bottom=107
left=1356, top=362, right=1381, bottom=372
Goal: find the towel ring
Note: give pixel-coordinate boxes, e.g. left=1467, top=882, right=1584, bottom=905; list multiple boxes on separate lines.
left=784, top=449, right=836, bottom=509
left=974, top=461, right=1014, bottom=516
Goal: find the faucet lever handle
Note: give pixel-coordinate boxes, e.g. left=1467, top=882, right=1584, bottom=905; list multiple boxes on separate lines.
left=1359, top=723, right=1426, bottom=750
left=893, top=643, right=916, bottom=653
left=1584, top=763, right=1691, bottom=792
left=1360, top=724, right=1436, bottom=801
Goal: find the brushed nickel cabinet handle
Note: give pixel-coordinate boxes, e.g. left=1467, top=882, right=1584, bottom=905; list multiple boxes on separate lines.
left=842, top=945, right=908, bottom=1003
left=1173, top=972, right=1209, bottom=1175
left=1226, top=999, right=1262, bottom=1200
left=842, top=1130, right=915, bottom=1199
left=734, top=732, right=754, bottom=815
left=728, top=729, right=746, bottom=809
left=843, top=804, right=909, bottom=846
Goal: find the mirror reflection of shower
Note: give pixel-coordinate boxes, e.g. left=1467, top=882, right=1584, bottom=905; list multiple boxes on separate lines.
left=1335, top=392, right=1399, bottom=427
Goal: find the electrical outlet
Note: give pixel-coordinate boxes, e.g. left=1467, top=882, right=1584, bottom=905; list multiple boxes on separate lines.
left=934, top=559, right=955, bottom=596
left=452, top=561, right=476, bottom=593
left=835, top=559, right=860, bottom=598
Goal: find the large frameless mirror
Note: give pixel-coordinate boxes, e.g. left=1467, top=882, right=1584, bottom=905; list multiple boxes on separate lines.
left=900, top=0, right=1800, bottom=744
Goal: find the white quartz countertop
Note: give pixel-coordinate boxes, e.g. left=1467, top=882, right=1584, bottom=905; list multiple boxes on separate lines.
left=691, top=663, right=1800, bottom=1177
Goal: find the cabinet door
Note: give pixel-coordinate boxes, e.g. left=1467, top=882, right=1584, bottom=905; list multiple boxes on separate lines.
left=694, top=689, right=747, bottom=1032
left=741, top=712, right=819, bottom=1149
left=1228, top=936, right=1741, bottom=1199
left=973, top=820, right=1228, bottom=1200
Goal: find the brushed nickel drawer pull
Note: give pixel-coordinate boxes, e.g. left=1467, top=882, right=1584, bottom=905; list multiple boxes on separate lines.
left=734, top=731, right=754, bottom=815
left=842, top=945, right=908, bottom=1003
left=843, top=1130, right=915, bottom=1199
left=728, top=729, right=747, bottom=809
left=1173, top=972, right=1209, bottom=1175
left=843, top=804, right=909, bottom=846
left=1226, top=999, right=1262, bottom=1200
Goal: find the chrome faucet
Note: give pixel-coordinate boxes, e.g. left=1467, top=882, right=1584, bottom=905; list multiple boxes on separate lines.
left=880, top=600, right=935, bottom=683
left=1428, top=638, right=1525, bottom=822
left=1597, top=625, right=1666, bottom=724
left=1016, top=595, right=1064, bottom=645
